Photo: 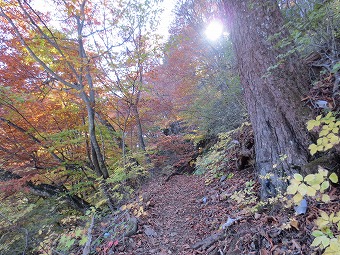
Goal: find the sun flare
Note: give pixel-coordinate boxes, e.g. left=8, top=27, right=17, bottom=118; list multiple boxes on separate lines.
left=205, top=20, right=223, bottom=41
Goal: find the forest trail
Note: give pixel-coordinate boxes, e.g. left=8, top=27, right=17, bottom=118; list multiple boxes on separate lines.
left=123, top=174, right=219, bottom=255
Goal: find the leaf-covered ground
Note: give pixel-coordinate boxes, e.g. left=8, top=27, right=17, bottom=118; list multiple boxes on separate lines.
left=99, top=164, right=340, bottom=255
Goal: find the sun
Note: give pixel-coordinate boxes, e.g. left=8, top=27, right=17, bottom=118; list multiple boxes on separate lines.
left=205, top=20, right=224, bottom=41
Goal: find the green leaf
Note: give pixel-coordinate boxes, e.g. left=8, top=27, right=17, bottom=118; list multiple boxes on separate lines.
left=75, top=229, right=82, bottom=237
left=331, top=62, right=340, bottom=73
left=79, top=236, right=88, bottom=246
left=294, top=173, right=303, bottom=182
left=312, top=235, right=330, bottom=248
left=329, top=173, right=338, bottom=183
left=65, top=238, right=75, bottom=248
left=320, top=181, right=330, bottom=192
left=312, top=230, right=325, bottom=237
left=321, top=236, right=331, bottom=248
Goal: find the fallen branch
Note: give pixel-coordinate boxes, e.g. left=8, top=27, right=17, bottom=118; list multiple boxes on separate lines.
left=82, top=214, right=95, bottom=255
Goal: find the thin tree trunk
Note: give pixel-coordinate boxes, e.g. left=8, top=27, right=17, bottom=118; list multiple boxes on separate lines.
left=223, top=0, right=311, bottom=198
left=132, top=103, right=147, bottom=151
left=95, top=112, right=124, bottom=149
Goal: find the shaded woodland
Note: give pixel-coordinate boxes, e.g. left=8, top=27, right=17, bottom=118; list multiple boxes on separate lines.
left=0, top=0, right=339, bottom=254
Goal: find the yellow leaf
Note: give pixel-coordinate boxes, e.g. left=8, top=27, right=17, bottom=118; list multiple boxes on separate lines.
left=316, top=217, right=330, bottom=229
left=325, top=112, right=333, bottom=119
left=307, top=119, right=321, bottom=130
left=317, top=145, right=324, bottom=151
left=294, top=173, right=303, bottom=182
left=324, top=143, right=333, bottom=150
left=333, top=213, right=340, bottom=224
left=297, top=183, right=308, bottom=196
left=304, top=174, right=315, bottom=183
left=321, top=194, right=330, bottom=203
left=318, top=167, right=328, bottom=177
left=291, top=178, right=301, bottom=186
left=324, top=239, right=340, bottom=255
left=319, top=128, right=329, bottom=137
left=309, top=144, right=318, bottom=155
left=286, top=184, right=298, bottom=195
left=311, top=236, right=323, bottom=247
left=329, top=134, right=340, bottom=144
left=329, top=173, right=338, bottom=183
left=306, top=185, right=317, bottom=197
left=332, top=127, right=339, bottom=134
left=293, top=193, right=303, bottom=204
left=311, top=184, right=321, bottom=190
left=320, top=211, right=329, bottom=220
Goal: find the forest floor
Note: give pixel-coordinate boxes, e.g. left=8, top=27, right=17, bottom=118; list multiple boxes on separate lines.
left=105, top=165, right=340, bottom=255
left=123, top=174, right=210, bottom=255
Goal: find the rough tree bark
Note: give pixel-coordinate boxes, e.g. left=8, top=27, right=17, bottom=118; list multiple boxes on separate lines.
left=223, top=0, right=311, bottom=198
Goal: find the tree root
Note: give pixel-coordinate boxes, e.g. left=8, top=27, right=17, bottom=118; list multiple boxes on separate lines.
left=191, top=231, right=224, bottom=250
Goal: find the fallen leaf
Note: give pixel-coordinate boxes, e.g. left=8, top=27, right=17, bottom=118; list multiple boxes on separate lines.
left=290, top=218, right=299, bottom=230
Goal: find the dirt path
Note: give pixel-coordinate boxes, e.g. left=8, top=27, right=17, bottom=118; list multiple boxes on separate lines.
left=124, top=174, right=216, bottom=255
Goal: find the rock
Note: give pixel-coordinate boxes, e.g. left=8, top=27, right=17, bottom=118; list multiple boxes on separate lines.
left=220, top=175, right=227, bottom=182
left=170, top=232, right=177, bottom=237
left=254, top=213, right=261, bottom=220
left=144, top=225, right=157, bottom=237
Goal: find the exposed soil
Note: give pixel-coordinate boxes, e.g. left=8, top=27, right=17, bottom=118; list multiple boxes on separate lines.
left=123, top=174, right=217, bottom=254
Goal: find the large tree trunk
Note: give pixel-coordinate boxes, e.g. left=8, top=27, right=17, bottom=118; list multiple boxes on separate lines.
left=223, top=0, right=311, bottom=198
